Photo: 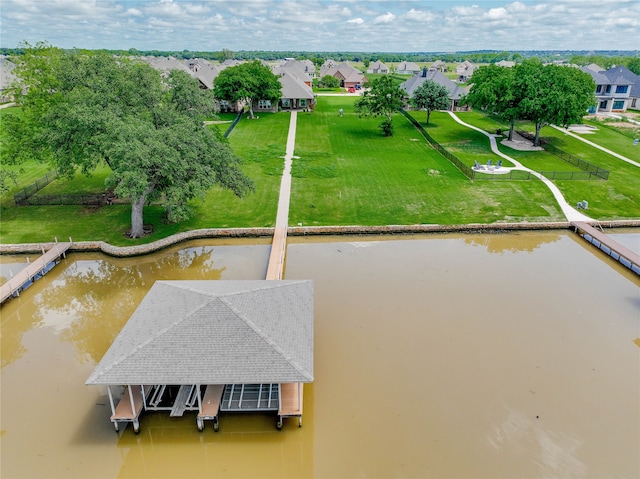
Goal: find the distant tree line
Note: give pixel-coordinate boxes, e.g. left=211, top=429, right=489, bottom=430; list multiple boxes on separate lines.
left=1, top=47, right=638, bottom=73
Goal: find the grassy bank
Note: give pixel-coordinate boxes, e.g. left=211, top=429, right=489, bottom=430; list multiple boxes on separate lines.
left=1, top=99, right=637, bottom=246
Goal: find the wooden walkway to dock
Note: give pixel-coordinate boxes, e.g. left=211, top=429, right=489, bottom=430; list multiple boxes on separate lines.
left=571, top=222, right=640, bottom=275
left=0, top=242, right=71, bottom=304
left=265, top=111, right=297, bottom=281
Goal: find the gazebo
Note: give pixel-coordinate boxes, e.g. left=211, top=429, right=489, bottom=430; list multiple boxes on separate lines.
left=86, top=280, right=314, bottom=433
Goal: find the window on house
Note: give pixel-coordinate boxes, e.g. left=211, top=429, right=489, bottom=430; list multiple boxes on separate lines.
left=281, top=99, right=290, bottom=107
left=604, top=85, right=611, bottom=94
left=632, top=99, right=637, bottom=108
left=612, top=100, right=625, bottom=110
left=615, top=85, right=628, bottom=94
left=599, top=100, right=608, bottom=109
left=596, top=85, right=602, bottom=93
left=299, top=99, right=307, bottom=107
left=258, top=100, right=271, bottom=109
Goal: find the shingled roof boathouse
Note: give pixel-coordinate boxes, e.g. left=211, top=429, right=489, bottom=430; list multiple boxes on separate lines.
left=86, top=279, right=314, bottom=433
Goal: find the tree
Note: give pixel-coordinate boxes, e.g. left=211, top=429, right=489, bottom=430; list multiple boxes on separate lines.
left=217, top=48, right=234, bottom=62
left=4, top=43, right=254, bottom=238
left=464, top=64, right=520, bottom=140
left=318, top=75, right=340, bottom=88
left=213, top=60, right=281, bottom=119
left=354, top=76, right=406, bottom=136
left=410, top=79, right=450, bottom=125
left=627, top=57, right=640, bottom=76
left=515, top=59, right=595, bottom=146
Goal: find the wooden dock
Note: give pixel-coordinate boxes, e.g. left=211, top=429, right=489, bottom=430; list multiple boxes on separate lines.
left=571, top=222, right=640, bottom=275
left=0, top=241, right=71, bottom=304
left=278, top=383, right=303, bottom=428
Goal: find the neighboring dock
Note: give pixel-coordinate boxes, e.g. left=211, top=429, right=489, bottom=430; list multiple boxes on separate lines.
left=0, top=240, right=71, bottom=304
left=571, top=221, right=640, bottom=275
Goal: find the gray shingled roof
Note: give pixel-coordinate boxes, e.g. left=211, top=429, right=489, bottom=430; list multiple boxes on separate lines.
left=276, top=71, right=314, bottom=100
left=400, top=70, right=468, bottom=100
left=86, top=280, right=314, bottom=386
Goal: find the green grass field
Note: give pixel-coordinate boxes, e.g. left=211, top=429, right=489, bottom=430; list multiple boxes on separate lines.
left=1, top=98, right=638, bottom=245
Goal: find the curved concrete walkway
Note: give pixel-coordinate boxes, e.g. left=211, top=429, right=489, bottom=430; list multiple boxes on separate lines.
left=550, top=125, right=640, bottom=168
left=447, top=112, right=593, bottom=223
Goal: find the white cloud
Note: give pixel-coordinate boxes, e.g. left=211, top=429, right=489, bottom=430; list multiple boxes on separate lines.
left=0, top=0, right=638, bottom=52
left=403, top=8, right=436, bottom=23
left=372, top=12, right=395, bottom=24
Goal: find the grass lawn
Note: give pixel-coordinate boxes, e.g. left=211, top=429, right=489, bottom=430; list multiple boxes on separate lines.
left=290, top=96, right=564, bottom=225
left=2, top=100, right=637, bottom=246
left=461, top=112, right=640, bottom=220
left=581, top=118, right=640, bottom=158
left=1, top=112, right=288, bottom=245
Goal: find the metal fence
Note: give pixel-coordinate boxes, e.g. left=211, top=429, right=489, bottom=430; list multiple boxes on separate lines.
left=401, top=109, right=608, bottom=182
left=515, top=129, right=609, bottom=180
left=18, top=193, right=119, bottom=206
left=223, top=111, right=244, bottom=138
left=13, top=171, right=58, bottom=204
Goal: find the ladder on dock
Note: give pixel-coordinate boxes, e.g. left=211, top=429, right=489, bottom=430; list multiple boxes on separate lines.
left=0, top=241, right=71, bottom=304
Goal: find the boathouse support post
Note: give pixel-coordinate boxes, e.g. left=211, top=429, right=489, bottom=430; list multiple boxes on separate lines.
left=128, top=385, right=135, bottom=416
left=107, top=385, right=116, bottom=417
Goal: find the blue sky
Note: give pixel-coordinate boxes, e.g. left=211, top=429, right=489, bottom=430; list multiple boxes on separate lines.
left=1, top=0, right=638, bottom=52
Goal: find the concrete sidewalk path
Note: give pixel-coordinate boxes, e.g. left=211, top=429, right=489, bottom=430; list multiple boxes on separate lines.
left=551, top=125, right=640, bottom=168
left=447, top=112, right=593, bottom=223
left=265, top=111, right=297, bottom=280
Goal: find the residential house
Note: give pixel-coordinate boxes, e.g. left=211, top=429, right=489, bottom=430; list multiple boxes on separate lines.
left=495, top=60, right=515, bottom=68
left=396, top=61, right=421, bottom=75
left=141, top=56, right=192, bottom=77
left=400, top=67, right=470, bottom=112
left=274, top=61, right=313, bottom=86
left=319, top=62, right=367, bottom=89
left=279, top=59, right=316, bottom=78
left=367, top=60, right=389, bottom=74
left=428, top=60, right=447, bottom=72
left=0, top=55, right=17, bottom=103
left=581, top=65, right=638, bottom=113
left=270, top=70, right=315, bottom=112
left=456, top=60, right=478, bottom=82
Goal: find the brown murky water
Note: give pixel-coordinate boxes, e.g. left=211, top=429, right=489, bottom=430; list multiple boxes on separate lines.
left=1, top=232, right=638, bottom=479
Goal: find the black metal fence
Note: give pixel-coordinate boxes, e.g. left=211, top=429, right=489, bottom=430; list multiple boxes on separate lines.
left=401, top=109, right=608, bottom=181
left=13, top=171, right=58, bottom=204
left=223, top=111, right=244, bottom=138
left=17, top=192, right=121, bottom=206
left=515, top=129, right=609, bottom=180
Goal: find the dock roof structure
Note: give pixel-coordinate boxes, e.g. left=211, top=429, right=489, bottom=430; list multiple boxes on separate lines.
left=86, top=280, right=314, bottom=386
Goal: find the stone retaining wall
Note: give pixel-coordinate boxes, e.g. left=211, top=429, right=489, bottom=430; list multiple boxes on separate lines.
left=2, top=221, right=639, bottom=257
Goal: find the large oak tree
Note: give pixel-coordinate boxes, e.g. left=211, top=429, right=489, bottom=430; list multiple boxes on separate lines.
left=213, top=60, right=282, bottom=119
left=4, top=44, right=253, bottom=238
left=514, top=59, right=595, bottom=146
left=464, top=64, right=519, bottom=140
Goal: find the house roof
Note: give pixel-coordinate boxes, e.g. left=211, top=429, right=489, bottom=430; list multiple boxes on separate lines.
left=86, top=280, right=314, bottom=386
left=400, top=69, right=468, bottom=100
left=0, top=55, right=17, bottom=91
left=277, top=71, right=314, bottom=99
left=604, top=65, right=639, bottom=86
left=193, top=65, right=220, bottom=90
left=581, top=66, right=609, bottom=85
left=398, top=61, right=421, bottom=72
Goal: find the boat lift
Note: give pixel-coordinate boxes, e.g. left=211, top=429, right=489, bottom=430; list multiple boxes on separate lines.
left=107, top=383, right=304, bottom=433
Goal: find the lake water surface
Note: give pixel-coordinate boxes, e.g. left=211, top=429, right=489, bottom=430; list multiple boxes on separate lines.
left=1, top=232, right=638, bottom=478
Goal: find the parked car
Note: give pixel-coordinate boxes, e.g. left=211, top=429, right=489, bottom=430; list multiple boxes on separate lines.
left=355, top=84, right=361, bottom=90
left=348, top=87, right=356, bottom=93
